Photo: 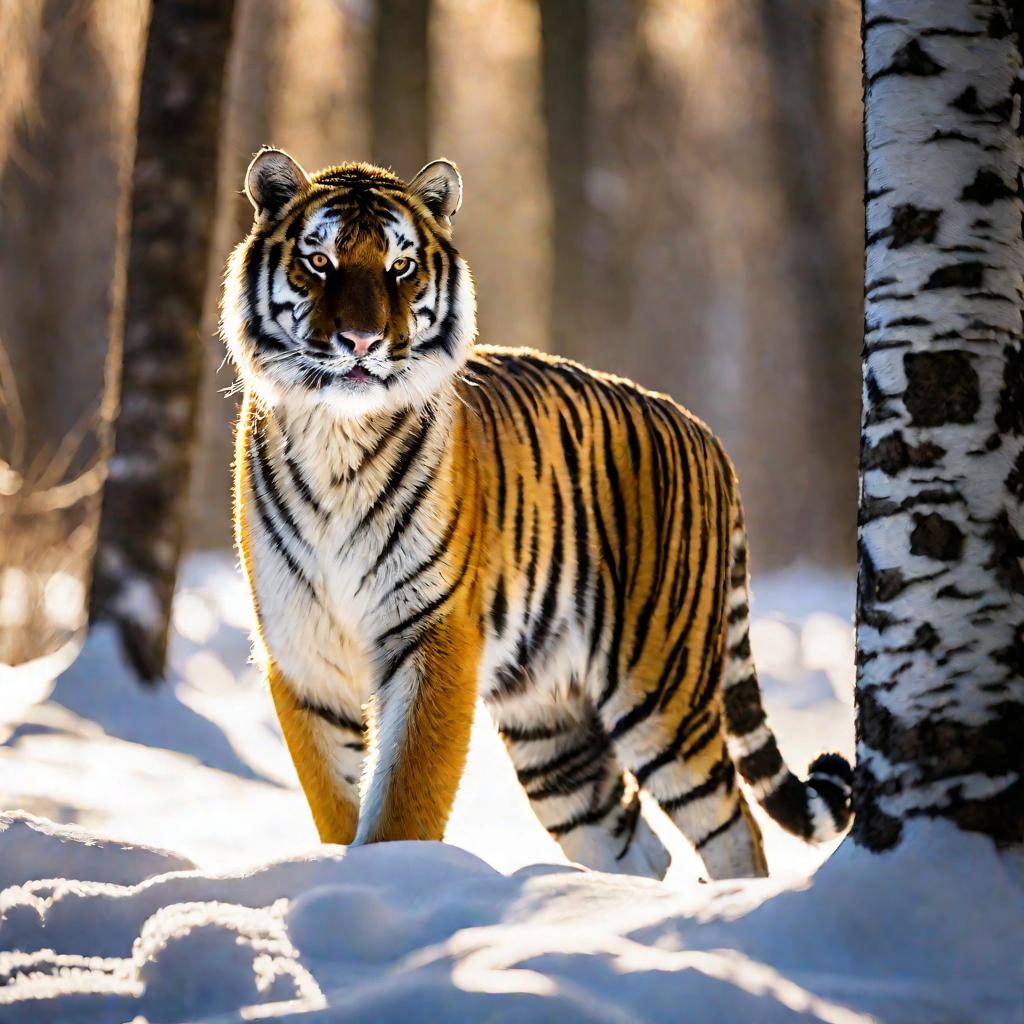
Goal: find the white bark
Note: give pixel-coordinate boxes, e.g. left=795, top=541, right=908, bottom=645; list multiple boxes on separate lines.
left=856, top=0, right=1023, bottom=848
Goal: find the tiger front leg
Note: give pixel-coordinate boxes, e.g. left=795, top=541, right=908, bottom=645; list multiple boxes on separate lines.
left=356, top=616, right=480, bottom=844
left=268, top=661, right=364, bottom=845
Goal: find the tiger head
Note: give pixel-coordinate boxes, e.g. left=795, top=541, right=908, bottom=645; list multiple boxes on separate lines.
left=222, top=148, right=476, bottom=418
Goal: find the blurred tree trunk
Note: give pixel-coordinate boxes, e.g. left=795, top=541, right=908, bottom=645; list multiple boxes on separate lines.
left=0, top=0, right=140, bottom=667
left=756, top=0, right=860, bottom=566
left=371, top=0, right=431, bottom=176
left=0, top=0, right=123, bottom=479
left=189, top=0, right=285, bottom=551
left=539, top=0, right=592, bottom=361
left=855, top=0, right=1023, bottom=850
left=90, top=0, right=237, bottom=683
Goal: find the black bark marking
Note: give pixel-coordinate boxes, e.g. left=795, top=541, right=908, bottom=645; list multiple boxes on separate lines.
left=994, top=344, right=1024, bottom=436
left=927, top=129, right=980, bottom=144
left=910, top=622, right=940, bottom=652
left=993, top=623, right=1024, bottom=676
left=960, top=168, right=1015, bottom=206
left=952, top=85, right=984, bottom=114
left=903, top=351, right=980, bottom=426
left=984, top=511, right=1024, bottom=595
left=852, top=761, right=904, bottom=850
left=868, top=204, right=940, bottom=249
left=937, top=583, right=984, bottom=600
left=863, top=431, right=945, bottom=475
left=855, top=686, right=1024, bottom=848
left=910, top=512, right=964, bottom=561
left=864, top=369, right=900, bottom=425
left=923, top=261, right=985, bottom=290
left=986, top=11, right=1010, bottom=38
left=876, top=567, right=909, bottom=601
left=857, top=543, right=900, bottom=632
left=1006, top=450, right=1024, bottom=500
left=870, top=39, right=944, bottom=83
left=864, top=15, right=907, bottom=31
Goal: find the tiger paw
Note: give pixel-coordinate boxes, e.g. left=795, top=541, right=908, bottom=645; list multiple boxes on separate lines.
left=560, top=813, right=671, bottom=880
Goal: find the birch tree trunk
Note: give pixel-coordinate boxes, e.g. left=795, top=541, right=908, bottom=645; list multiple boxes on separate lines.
left=90, top=0, right=237, bottom=682
left=856, top=0, right=1024, bottom=849
left=370, top=0, right=431, bottom=176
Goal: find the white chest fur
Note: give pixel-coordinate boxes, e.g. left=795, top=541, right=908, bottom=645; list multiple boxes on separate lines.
left=245, top=400, right=450, bottom=718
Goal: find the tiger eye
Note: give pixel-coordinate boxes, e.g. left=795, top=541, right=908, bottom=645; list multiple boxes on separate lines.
left=307, top=253, right=329, bottom=270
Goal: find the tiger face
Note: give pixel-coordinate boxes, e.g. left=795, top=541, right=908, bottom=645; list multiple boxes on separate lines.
left=223, top=148, right=476, bottom=418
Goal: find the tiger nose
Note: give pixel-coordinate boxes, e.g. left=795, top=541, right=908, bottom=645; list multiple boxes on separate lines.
left=335, top=329, right=383, bottom=356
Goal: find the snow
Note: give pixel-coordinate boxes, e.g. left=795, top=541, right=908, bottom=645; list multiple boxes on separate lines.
left=1, top=554, right=1021, bottom=1023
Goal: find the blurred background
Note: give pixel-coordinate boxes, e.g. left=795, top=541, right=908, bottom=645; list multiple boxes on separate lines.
left=0, top=0, right=863, bottom=669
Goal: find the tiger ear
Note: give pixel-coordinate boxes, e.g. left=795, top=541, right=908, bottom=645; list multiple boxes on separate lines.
left=409, top=159, right=462, bottom=224
left=246, top=148, right=309, bottom=218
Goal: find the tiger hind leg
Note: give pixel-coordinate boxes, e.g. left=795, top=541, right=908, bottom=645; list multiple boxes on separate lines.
left=489, top=697, right=671, bottom=879
left=607, top=710, right=768, bottom=879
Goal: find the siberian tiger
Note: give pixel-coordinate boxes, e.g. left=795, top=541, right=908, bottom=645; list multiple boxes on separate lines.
left=222, top=147, right=852, bottom=879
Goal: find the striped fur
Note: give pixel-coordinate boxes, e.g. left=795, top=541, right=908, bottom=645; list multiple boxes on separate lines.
left=223, top=151, right=852, bottom=879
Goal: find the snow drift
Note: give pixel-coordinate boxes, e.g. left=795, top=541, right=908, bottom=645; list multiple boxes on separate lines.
left=1, top=811, right=1021, bottom=1023
left=1, top=556, right=1020, bottom=1022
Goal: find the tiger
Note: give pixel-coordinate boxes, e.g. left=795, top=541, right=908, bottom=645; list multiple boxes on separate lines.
left=221, top=147, right=853, bottom=880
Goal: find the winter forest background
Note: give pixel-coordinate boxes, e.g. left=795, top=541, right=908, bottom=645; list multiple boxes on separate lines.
left=1, top=2, right=1022, bottom=1023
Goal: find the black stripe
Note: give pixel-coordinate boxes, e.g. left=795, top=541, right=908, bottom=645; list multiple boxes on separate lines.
left=513, top=475, right=525, bottom=565
left=376, top=521, right=475, bottom=645
left=388, top=497, right=463, bottom=597
left=337, top=410, right=407, bottom=485
left=559, top=414, right=590, bottom=624
left=587, top=569, right=607, bottom=671
left=364, top=469, right=435, bottom=581
left=545, top=361, right=586, bottom=441
left=547, top=776, right=626, bottom=837
left=479, top=398, right=507, bottom=532
left=516, top=730, right=608, bottom=786
left=490, top=575, right=508, bottom=636
left=738, top=737, right=785, bottom=782
left=244, top=237, right=265, bottom=320
left=694, top=804, right=743, bottom=850
left=525, top=478, right=564, bottom=658
left=521, top=506, right=540, bottom=620
left=763, top=774, right=814, bottom=839
left=354, top=410, right=434, bottom=534
left=252, top=429, right=309, bottom=551
left=723, top=675, right=766, bottom=737
left=247, top=444, right=317, bottom=601
left=596, top=396, right=629, bottom=707
left=610, top=620, right=691, bottom=743
left=501, top=373, right=543, bottom=478
left=300, top=699, right=363, bottom=736
left=499, top=718, right=578, bottom=743
left=615, top=394, right=645, bottom=599
left=809, top=776, right=851, bottom=831
left=661, top=758, right=734, bottom=814
left=727, top=601, right=749, bottom=625
left=285, top=454, right=323, bottom=517
left=527, top=760, right=607, bottom=801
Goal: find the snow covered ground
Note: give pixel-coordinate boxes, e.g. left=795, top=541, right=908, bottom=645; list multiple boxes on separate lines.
left=1, top=555, right=1020, bottom=1022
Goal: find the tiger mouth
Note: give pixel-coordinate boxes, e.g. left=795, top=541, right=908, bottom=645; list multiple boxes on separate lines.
left=341, top=366, right=375, bottom=384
